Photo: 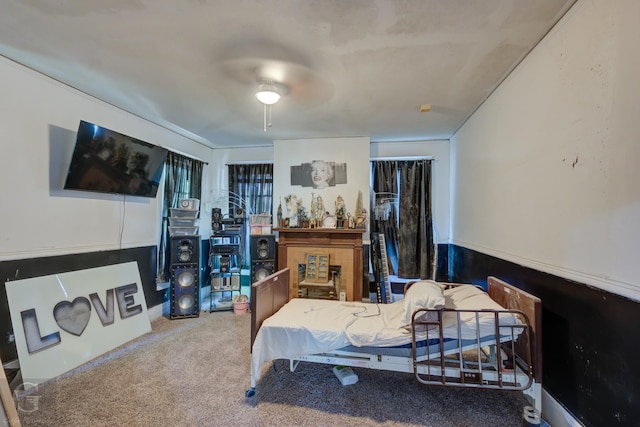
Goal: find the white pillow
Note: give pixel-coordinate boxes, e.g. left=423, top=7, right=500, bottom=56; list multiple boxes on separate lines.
left=399, top=280, right=445, bottom=327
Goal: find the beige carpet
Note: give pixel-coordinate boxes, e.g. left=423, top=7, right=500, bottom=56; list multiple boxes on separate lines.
left=14, top=310, right=528, bottom=426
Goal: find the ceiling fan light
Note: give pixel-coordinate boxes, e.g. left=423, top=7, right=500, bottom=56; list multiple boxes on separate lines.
left=256, top=84, right=281, bottom=105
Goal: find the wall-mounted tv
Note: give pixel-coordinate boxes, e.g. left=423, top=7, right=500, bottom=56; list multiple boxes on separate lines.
left=64, top=120, right=169, bottom=198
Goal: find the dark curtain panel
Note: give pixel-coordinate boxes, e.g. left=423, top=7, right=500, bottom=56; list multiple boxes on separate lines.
left=228, top=163, right=274, bottom=267
left=370, top=159, right=434, bottom=279
left=370, top=161, right=400, bottom=275
left=157, top=152, right=204, bottom=282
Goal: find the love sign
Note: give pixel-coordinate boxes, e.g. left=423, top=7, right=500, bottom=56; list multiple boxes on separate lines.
left=5, top=262, right=151, bottom=388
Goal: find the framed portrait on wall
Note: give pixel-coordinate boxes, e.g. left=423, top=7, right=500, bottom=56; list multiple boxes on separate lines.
left=290, top=159, right=347, bottom=188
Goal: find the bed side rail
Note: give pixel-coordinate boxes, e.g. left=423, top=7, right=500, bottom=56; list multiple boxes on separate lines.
left=410, top=307, right=534, bottom=391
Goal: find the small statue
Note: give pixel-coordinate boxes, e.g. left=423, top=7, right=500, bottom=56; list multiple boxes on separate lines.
left=284, top=194, right=301, bottom=228
left=316, top=196, right=325, bottom=219
left=277, top=198, right=283, bottom=226
left=356, top=208, right=367, bottom=229
left=310, top=192, right=316, bottom=222
left=335, top=195, right=345, bottom=221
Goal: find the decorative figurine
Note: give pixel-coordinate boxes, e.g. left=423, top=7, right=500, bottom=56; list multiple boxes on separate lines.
left=284, top=194, right=301, bottom=228
left=356, top=208, right=367, bottom=229
left=277, top=198, right=283, bottom=227
left=335, top=195, right=346, bottom=228
left=316, top=195, right=325, bottom=219
left=347, top=212, right=355, bottom=229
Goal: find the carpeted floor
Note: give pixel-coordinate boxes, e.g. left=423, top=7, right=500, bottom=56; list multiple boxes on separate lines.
left=14, top=309, right=529, bottom=426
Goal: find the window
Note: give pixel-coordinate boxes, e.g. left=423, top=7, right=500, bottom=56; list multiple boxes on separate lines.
left=157, top=152, right=204, bottom=282
left=228, top=163, right=274, bottom=267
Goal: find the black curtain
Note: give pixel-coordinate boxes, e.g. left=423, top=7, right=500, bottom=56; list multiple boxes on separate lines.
left=157, top=152, right=204, bottom=282
left=371, top=159, right=434, bottom=279
left=371, top=161, right=400, bottom=275
left=228, top=163, right=273, bottom=267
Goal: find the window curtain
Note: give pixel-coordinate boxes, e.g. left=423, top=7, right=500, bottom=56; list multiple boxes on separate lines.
left=157, top=152, right=204, bottom=282
left=228, top=163, right=274, bottom=268
left=370, top=159, right=434, bottom=279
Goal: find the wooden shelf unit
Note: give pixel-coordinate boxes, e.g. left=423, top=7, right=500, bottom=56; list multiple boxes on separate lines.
left=274, top=228, right=365, bottom=302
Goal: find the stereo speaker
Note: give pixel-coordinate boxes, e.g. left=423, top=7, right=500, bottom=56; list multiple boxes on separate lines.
left=170, top=236, right=200, bottom=265
left=234, top=207, right=245, bottom=224
left=251, top=261, right=275, bottom=283
left=212, top=208, right=222, bottom=232
left=170, top=263, right=199, bottom=318
left=250, top=235, right=276, bottom=261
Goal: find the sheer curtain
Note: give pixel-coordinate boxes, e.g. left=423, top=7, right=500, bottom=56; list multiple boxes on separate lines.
left=228, top=163, right=273, bottom=267
left=371, top=159, right=434, bottom=279
left=157, top=152, right=204, bottom=283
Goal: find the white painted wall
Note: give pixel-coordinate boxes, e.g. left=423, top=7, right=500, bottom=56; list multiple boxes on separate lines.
left=211, top=140, right=451, bottom=245
left=0, top=56, right=212, bottom=261
left=273, top=137, right=371, bottom=238
left=202, top=146, right=274, bottom=235
left=451, top=0, right=640, bottom=301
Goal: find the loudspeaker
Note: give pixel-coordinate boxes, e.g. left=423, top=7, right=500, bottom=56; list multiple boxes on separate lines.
left=212, top=208, right=222, bottom=232
left=252, top=261, right=275, bottom=283
left=170, top=236, right=200, bottom=265
left=170, top=236, right=200, bottom=319
left=250, top=235, right=276, bottom=261
left=170, top=263, right=199, bottom=318
left=234, top=207, right=245, bottom=224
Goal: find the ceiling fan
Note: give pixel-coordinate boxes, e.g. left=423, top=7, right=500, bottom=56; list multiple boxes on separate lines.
left=215, top=40, right=334, bottom=131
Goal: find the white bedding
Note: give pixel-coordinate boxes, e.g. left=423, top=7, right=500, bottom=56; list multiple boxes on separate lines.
left=251, top=284, right=520, bottom=382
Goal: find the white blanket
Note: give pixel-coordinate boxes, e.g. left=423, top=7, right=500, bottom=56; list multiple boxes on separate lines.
left=251, top=285, right=519, bottom=382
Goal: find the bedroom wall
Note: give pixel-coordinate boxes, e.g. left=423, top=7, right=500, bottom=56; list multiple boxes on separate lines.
left=0, top=55, right=213, bottom=361
left=451, top=0, right=639, bottom=301
left=211, top=139, right=451, bottom=247
left=273, top=137, right=371, bottom=238
left=0, top=55, right=212, bottom=261
left=450, top=1, right=640, bottom=426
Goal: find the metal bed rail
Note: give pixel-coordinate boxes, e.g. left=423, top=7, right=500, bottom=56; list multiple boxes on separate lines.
left=410, top=307, right=534, bottom=391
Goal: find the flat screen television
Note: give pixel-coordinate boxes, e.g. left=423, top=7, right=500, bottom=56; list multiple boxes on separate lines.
left=64, top=120, right=169, bottom=198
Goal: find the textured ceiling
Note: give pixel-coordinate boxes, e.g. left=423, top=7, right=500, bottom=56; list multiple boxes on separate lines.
left=0, top=0, right=577, bottom=149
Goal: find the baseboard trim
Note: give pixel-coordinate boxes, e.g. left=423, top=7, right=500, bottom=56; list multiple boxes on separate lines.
left=147, top=303, right=166, bottom=322
left=543, top=388, right=583, bottom=427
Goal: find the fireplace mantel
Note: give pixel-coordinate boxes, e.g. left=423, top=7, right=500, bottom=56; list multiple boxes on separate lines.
left=274, top=228, right=365, bottom=301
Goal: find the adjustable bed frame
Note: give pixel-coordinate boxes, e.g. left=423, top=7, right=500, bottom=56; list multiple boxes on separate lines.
left=247, top=268, right=542, bottom=410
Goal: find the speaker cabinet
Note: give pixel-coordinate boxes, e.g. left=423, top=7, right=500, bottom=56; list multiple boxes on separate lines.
left=234, top=207, right=245, bottom=224
left=250, top=235, right=276, bottom=261
left=170, top=264, right=199, bottom=318
left=170, top=236, right=200, bottom=265
left=251, top=261, right=275, bottom=283
left=211, top=208, right=222, bottom=232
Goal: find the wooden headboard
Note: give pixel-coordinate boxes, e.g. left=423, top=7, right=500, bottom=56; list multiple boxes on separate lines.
left=250, top=268, right=290, bottom=350
left=488, top=276, right=542, bottom=383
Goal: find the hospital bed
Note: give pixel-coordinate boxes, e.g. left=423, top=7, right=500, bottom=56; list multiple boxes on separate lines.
left=246, top=268, right=542, bottom=410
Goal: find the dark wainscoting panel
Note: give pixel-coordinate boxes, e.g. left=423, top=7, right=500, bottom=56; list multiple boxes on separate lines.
left=1, top=246, right=160, bottom=362
left=450, top=244, right=640, bottom=427
left=435, top=243, right=449, bottom=282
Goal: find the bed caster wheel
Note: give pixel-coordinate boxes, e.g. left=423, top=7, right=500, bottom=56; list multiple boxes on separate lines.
left=245, top=387, right=256, bottom=397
